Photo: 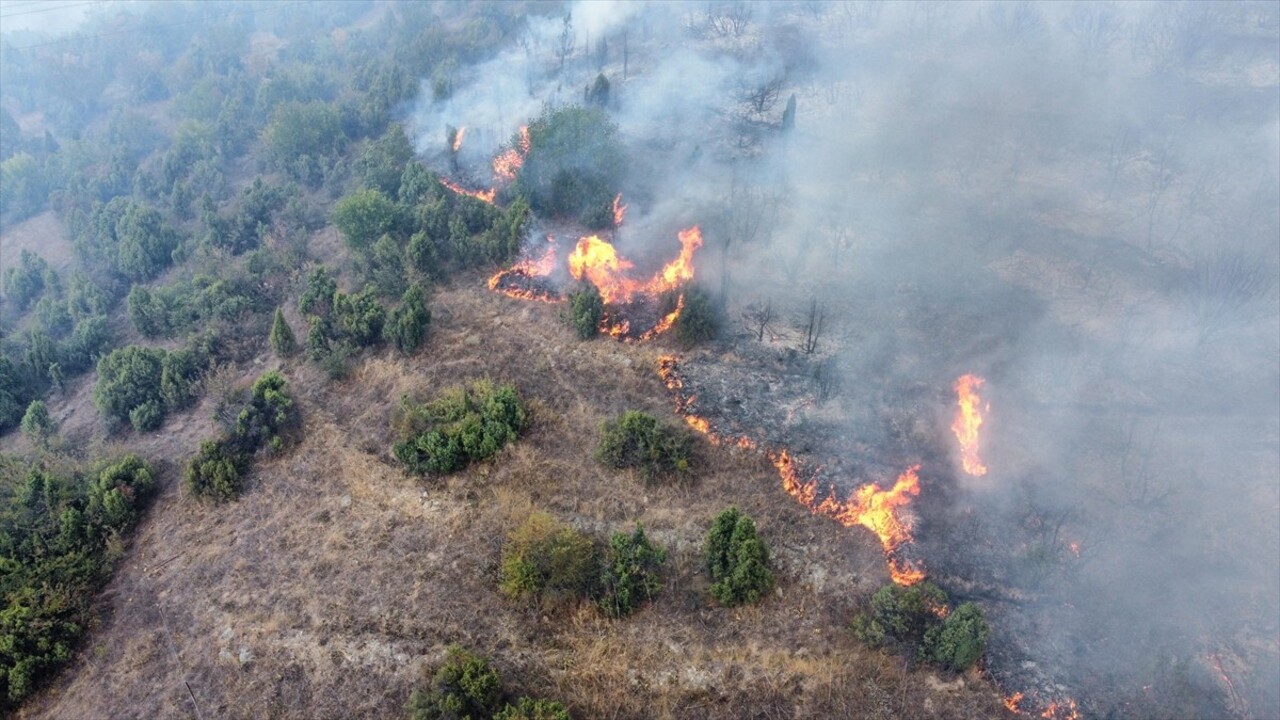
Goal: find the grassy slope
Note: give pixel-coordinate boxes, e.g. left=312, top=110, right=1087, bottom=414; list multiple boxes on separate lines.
left=18, top=276, right=1008, bottom=719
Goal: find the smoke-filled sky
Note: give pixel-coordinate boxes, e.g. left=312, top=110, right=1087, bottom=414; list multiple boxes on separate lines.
left=411, top=2, right=1279, bottom=716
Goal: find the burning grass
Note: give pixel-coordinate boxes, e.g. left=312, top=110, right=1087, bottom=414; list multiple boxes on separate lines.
left=21, top=277, right=1010, bottom=719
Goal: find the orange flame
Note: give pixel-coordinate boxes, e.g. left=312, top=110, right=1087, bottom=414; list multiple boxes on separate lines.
left=493, top=125, right=530, bottom=181
left=658, top=355, right=926, bottom=586
left=452, top=126, right=466, bottom=152
left=566, top=229, right=702, bottom=304
left=1039, top=700, right=1081, bottom=720
left=612, top=193, right=627, bottom=225
left=440, top=178, right=496, bottom=204
left=1004, top=693, right=1025, bottom=713
left=952, top=374, right=988, bottom=476
left=488, top=235, right=559, bottom=301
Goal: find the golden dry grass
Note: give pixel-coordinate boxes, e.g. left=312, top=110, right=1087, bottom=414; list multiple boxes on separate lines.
left=19, top=276, right=1010, bottom=719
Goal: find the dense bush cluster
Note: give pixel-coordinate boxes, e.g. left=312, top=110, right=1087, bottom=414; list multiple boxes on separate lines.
left=595, top=410, right=694, bottom=483
left=0, top=454, right=155, bottom=707
left=126, top=273, right=267, bottom=339
left=408, top=646, right=570, bottom=720
left=852, top=581, right=989, bottom=672
left=93, top=345, right=202, bottom=431
left=185, top=370, right=296, bottom=501
left=662, top=285, right=721, bottom=348
left=705, top=507, right=775, bottom=606
left=392, top=380, right=528, bottom=476
left=597, top=524, right=668, bottom=618
left=513, top=105, right=624, bottom=229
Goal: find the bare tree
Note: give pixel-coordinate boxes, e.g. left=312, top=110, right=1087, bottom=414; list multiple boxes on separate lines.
left=813, top=356, right=841, bottom=402
left=556, top=13, right=574, bottom=72
left=799, top=297, right=825, bottom=355
left=742, top=298, right=774, bottom=341
left=740, top=73, right=786, bottom=116
left=715, top=179, right=784, bottom=305
left=1063, top=2, right=1124, bottom=58
left=706, top=1, right=752, bottom=39
left=1188, top=248, right=1279, bottom=345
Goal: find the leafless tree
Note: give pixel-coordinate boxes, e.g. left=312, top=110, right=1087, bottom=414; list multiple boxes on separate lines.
left=813, top=356, right=841, bottom=402
left=740, top=73, right=786, bottom=116
left=706, top=1, right=752, bottom=39
left=742, top=298, right=774, bottom=341
left=1188, top=248, right=1279, bottom=346
left=1118, top=418, right=1174, bottom=510
left=714, top=179, right=784, bottom=304
left=1063, top=2, right=1124, bottom=58
left=556, top=13, right=574, bottom=72
left=799, top=297, right=825, bottom=355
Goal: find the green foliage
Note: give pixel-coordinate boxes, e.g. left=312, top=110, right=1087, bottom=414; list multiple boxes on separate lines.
left=407, top=646, right=503, bottom=720
left=853, top=581, right=949, bottom=650
left=567, top=282, right=603, bottom=340
left=0, top=152, right=48, bottom=221
left=186, top=371, right=295, bottom=501
left=333, top=187, right=400, bottom=250
left=0, top=455, right=155, bottom=707
left=923, top=602, right=989, bottom=672
left=200, top=176, right=289, bottom=254
left=595, top=410, right=693, bottom=483
left=705, top=508, right=775, bottom=606
left=2, top=249, right=49, bottom=312
left=0, top=358, right=32, bottom=432
left=269, top=307, right=297, bottom=356
left=76, top=198, right=178, bottom=282
left=19, top=401, right=56, bottom=448
left=357, top=123, right=414, bottom=196
left=299, top=266, right=338, bottom=317
left=184, top=438, right=246, bottom=501
left=499, top=511, right=600, bottom=604
left=385, top=285, right=431, bottom=354
left=513, top=106, right=624, bottom=228
left=331, top=284, right=387, bottom=347
left=669, top=285, right=720, bottom=348
left=126, top=275, right=264, bottom=339
left=495, top=697, right=572, bottom=720
left=598, top=525, right=667, bottom=618
left=93, top=345, right=202, bottom=431
left=262, top=101, right=346, bottom=184
left=585, top=74, right=610, bottom=107
left=392, top=380, right=528, bottom=475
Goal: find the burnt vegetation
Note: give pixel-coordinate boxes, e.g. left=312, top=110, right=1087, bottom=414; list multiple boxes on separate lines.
left=0, top=2, right=1275, bottom=719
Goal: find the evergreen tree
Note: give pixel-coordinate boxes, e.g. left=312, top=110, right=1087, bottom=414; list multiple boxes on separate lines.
left=269, top=307, right=297, bottom=356
left=20, top=400, right=56, bottom=448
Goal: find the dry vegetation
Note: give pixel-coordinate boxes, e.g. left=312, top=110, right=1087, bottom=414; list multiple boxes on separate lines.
left=18, top=276, right=1009, bottom=719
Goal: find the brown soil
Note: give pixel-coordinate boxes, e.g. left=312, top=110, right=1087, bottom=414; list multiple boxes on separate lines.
left=18, top=276, right=1010, bottom=720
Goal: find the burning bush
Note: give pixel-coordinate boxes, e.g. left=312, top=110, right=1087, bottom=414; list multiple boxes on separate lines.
left=705, top=508, right=775, bottom=606
left=392, top=380, right=528, bottom=476
left=852, top=581, right=987, bottom=672
left=595, top=410, right=694, bottom=483
left=598, top=524, right=668, bottom=618
left=499, top=511, right=600, bottom=606
left=664, top=285, right=720, bottom=348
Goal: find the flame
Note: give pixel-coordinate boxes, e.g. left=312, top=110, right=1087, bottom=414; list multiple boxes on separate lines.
left=613, top=193, right=627, bottom=225
left=1004, top=693, right=1025, bottom=713
left=1039, top=700, right=1081, bottom=720
left=658, top=355, right=925, bottom=585
left=952, top=374, right=988, bottom=476
left=452, top=126, right=466, bottom=152
left=488, top=235, right=559, bottom=301
left=439, top=178, right=496, bottom=204
left=493, top=125, right=530, bottom=181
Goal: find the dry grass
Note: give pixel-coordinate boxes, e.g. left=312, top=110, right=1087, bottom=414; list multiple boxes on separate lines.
left=19, top=277, right=1009, bottom=719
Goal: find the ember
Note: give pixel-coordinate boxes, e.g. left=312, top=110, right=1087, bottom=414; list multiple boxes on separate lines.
left=492, top=125, right=530, bottom=181
left=439, top=178, right=495, bottom=204
left=452, top=126, right=466, bottom=152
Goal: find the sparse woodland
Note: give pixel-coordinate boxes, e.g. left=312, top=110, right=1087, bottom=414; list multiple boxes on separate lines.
left=1, top=2, right=1276, bottom=719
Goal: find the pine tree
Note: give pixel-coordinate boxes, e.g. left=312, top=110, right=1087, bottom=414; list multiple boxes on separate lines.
left=269, top=307, right=297, bottom=356
left=20, top=400, right=56, bottom=449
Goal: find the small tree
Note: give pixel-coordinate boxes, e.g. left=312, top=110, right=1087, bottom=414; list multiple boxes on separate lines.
left=494, top=697, right=571, bottom=720
left=20, top=400, right=55, bottom=448
left=408, top=646, right=503, bottom=720
left=924, top=601, right=989, bottom=672
left=500, top=511, right=600, bottom=605
left=596, top=410, right=693, bottom=483
left=852, top=581, right=949, bottom=650
left=567, top=282, right=603, bottom=339
left=705, top=508, right=774, bottom=606
left=385, top=285, right=431, bottom=354
left=672, top=286, right=720, bottom=348
left=598, top=524, right=667, bottom=618
left=269, top=307, right=297, bottom=356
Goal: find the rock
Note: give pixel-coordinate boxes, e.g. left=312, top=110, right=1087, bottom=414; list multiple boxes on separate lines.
left=340, top=494, right=351, bottom=508
left=238, top=646, right=254, bottom=664
left=465, top=335, right=482, bottom=346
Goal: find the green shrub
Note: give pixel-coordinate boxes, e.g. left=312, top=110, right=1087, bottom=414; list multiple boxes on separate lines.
left=598, top=524, right=667, bottom=618
left=0, top=455, right=155, bottom=707
left=514, top=106, right=623, bottom=228
left=500, top=511, right=600, bottom=605
left=705, top=507, right=775, bottom=606
left=669, top=285, right=720, bottom=348
left=595, top=410, right=693, bottom=483
left=385, top=284, right=431, bottom=354
left=184, top=438, right=247, bottom=501
left=392, top=380, right=528, bottom=475
left=94, top=345, right=203, bottom=431
left=495, top=697, right=572, bottom=720
left=269, top=307, right=297, bottom=356
left=853, top=581, right=950, bottom=652
left=20, top=400, right=55, bottom=447
left=923, top=601, right=989, bottom=672
left=566, top=282, right=603, bottom=340
left=408, top=646, right=502, bottom=720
